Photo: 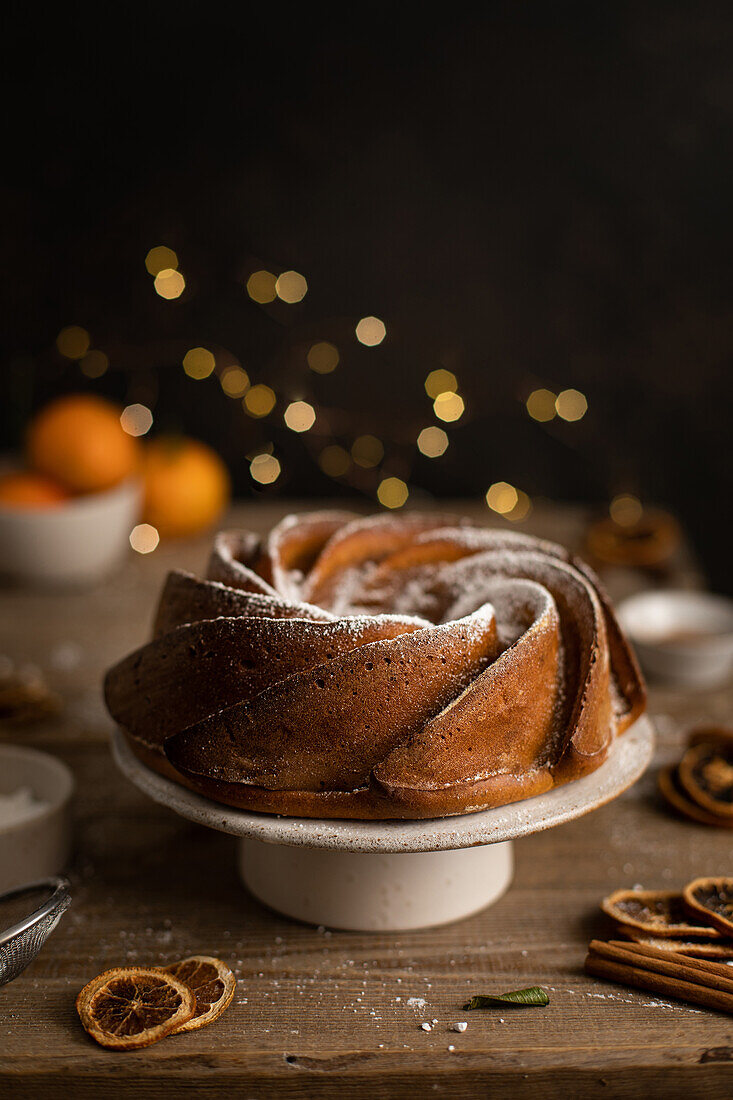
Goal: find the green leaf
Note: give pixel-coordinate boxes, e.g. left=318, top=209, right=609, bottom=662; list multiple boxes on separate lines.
left=463, top=987, right=549, bottom=1010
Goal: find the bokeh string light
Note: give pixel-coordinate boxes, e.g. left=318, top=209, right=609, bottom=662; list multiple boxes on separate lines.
left=355, top=316, right=386, bottom=346
left=120, top=404, right=153, bottom=437
left=183, top=347, right=216, bottom=380
left=243, top=384, right=276, bottom=418
left=307, top=341, right=339, bottom=374
left=417, top=425, right=449, bottom=457
left=433, top=391, right=464, bottom=422
left=526, top=388, right=557, bottom=422
left=71, top=242, right=592, bottom=515
left=246, top=270, right=278, bottom=304
left=284, top=401, right=316, bottom=432
left=351, top=435, right=384, bottom=468
left=610, top=493, right=643, bottom=526
left=377, top=476, right=409, bottom=509
left=486, top=482, right=532, bottom=522
left=424, top=369, right=457, bottom=398
left=154, top=269, right=185, bottom=300
left=275, top=271, right=308, bottom=304
left=80, top=350, right=109, bottom=378
left=56, top=326, right=90, bottom=360
left=250, top=452, right=281, bottom=484
left=555, top=388, right=588, bottom=421
left=145, top=246, right=179, bottom=276
left=129, top=523, right=160, bottom=554
left=220, top=366, right=250, bottom=398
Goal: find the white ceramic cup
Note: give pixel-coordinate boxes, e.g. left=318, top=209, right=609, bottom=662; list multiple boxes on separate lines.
left=0, top=745, right=74, bottom=893
left=617, top=589, right=733, bottom=688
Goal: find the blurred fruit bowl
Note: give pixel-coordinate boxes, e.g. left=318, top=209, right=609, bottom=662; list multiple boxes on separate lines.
left=0, top=471, right=142, bottom=587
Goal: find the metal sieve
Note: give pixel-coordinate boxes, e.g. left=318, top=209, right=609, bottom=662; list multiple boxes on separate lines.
left=0, top=877, right=71, bottom=987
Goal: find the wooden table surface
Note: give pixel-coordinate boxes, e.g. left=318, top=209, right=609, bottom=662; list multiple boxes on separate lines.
left=1, top=500, right=732, bottom=1099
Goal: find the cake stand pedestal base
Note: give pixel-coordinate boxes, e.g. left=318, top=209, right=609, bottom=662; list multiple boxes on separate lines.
left=237, top=837, right=514, bottom=931
left=112, top=715, right=654, bottom=933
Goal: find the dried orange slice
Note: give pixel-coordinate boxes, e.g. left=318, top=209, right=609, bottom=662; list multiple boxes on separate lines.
left=76, top=967, right=195, bottom=1050
left=683, top=877, right=733, bottom=936
left=614, top=924, right=733, bottom=958
left=679, top=741, right=733, bottom=818
left=658, top=765, right=733, bottom=828
left=688, top=725, right=733, bottom=749
left=601, top=888, right=720, bottom=938
left=164, top=955, right=236, bottom=1033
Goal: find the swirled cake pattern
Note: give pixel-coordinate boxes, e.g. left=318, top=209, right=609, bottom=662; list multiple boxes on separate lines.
left=105, top=512, right=646, bottom=819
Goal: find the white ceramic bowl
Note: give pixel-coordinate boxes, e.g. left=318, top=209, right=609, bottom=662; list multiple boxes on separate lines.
left=617, top=589, right=733, bottom=689
left=0, top=745, right=74, bottom=893
left=0, top=477, right=142, bottom=586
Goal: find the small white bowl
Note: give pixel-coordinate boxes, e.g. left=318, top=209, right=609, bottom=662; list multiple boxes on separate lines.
left=0, top=477, right=142, bottom=586
left=0, top=745, right=74, bottom=893
left=617, top=589, right=733, bottom=689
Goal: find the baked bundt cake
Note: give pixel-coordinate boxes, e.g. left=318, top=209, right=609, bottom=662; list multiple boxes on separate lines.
left=105, top=511, right=646, bottom=819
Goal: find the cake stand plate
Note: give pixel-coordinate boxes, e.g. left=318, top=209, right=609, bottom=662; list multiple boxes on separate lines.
left=112, top=716, right=654, bottom=931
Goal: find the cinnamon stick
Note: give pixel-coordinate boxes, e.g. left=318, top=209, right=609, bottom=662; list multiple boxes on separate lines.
left=607, top=940, right=733, bottom=983
left=585, top=952, right=733, bottom=1015
left=591, top=940, right=733, bottom=995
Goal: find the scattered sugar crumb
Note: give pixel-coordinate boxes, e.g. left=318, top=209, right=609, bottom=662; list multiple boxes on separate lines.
left=450, top=1021, right=468, bottom=1033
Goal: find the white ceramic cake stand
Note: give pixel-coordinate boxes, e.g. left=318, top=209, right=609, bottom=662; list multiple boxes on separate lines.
left=112, top=716, right=654, bottom=932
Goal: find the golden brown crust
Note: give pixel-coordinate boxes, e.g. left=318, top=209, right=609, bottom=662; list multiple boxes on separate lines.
left=105, top=511, right=646, bottom=820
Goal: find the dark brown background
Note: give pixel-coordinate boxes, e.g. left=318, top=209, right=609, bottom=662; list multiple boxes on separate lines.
left=2, top=3, right=732, bottom=587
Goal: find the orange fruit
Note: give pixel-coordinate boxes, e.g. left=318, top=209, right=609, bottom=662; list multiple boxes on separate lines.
left=27, top=394, right=141, bottom=493
left=76, top=966, right=195, bottom=1050
left=142, top=437, right=230, bottom=538
left=0, top=471, right=71, bottom=508
left=163, top=955, right=236, bottom=1032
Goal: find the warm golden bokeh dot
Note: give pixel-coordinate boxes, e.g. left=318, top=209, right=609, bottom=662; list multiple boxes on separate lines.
left=555, top=388, right=588, bottom=422
left=145, top=245, right=179, bottom=276
left=220, top=366, right=250, bottom=398
left=243, top=384, right=276, bottom=418
left=417, top=425, right=449, bottom=458
left=377, top=476, right=409, bottom=509
left=275, top=270, right=308, bottom=303
left=284, top=401, right=316, bottom=432
left=56, top=326, right=90, bottom=360
left=80, top=350, right=109, bottom=378
left=351, top=434, right=384, bottom=468
left=355, top=316, right=386, bottom=346
left=307, top=341, right=339, bottom=374
left=183, top=347, right=216, bottom=380
left=249, top=453, right=281, bottom=485
left=610, top=493, right=643, bottom=527
left=154, top=269, right=185, bottom=299
left=120, top=404, right=153, bottom=437
left=247, top=270, right=277, bottom=304
left=526, top=388, right=557, bottom=422
left=318, top=445, right=351, bottom=477
left=129, top=523, right=160, bottom=554
left=486, top=481, right=519, bottom=515
left=507, top=489, right=532, bottom=523
left=433, top=391, right=464, bottom=422
left=424, top=369, right=458, bottom=399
